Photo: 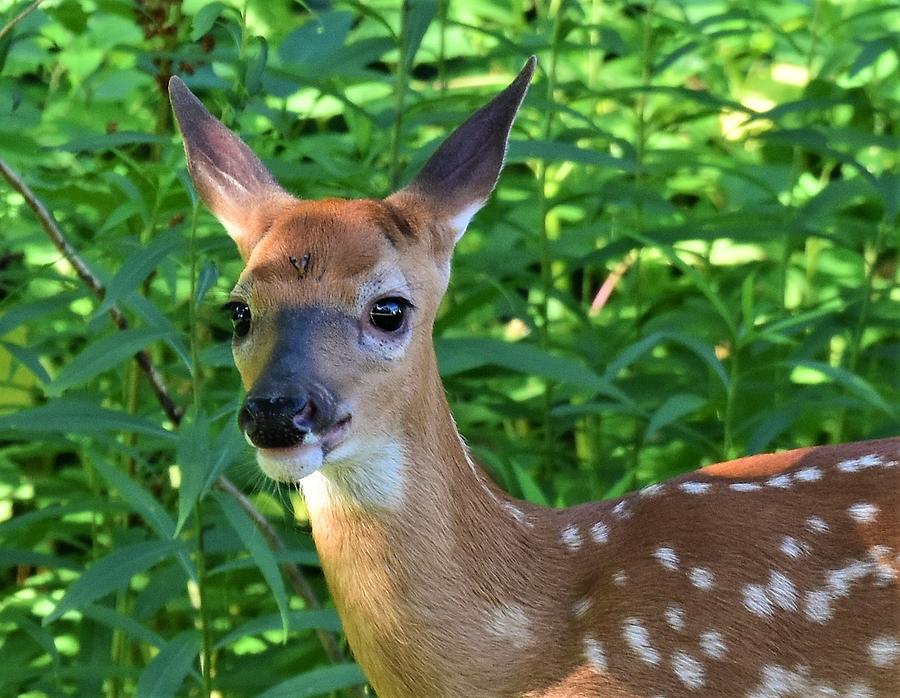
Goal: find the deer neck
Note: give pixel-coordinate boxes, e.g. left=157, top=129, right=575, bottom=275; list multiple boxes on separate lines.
left=300, top=351, right=584, bottom=696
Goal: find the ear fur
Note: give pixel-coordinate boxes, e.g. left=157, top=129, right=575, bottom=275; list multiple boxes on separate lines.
left=388, top=56, right=536, bottom=247
left=168, top=77, right=292, bottom=259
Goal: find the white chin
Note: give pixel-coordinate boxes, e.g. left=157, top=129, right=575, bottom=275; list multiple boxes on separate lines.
left=256, top=443, right=325, bottom=483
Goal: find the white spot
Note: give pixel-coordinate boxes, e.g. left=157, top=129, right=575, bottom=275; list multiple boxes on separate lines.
left=699, top=630, right=727, bottom=660
left=679, top=481, right=711, bottom=494
left=665, top=604, right=686, bottom=631
left=766, top=473, right=793, bottom=489
left=804, top=589, right=833, bottom=623
left=767, top=570, right=798, bottom=612
left=590, top=521, right=610, bottom=544
left=640, top=483, right=664, bottom=497
left=583, top=636, right=607, bottom=672
left=612, top=500, right=631, bottom=519
left=689, top=567, right=715, bottom=591
left=750, top=663, right=812, bottom=697
left=848, top=502, right=879, bottom=524
left=806, top=516, right=829, bottom=534
left=826, top=559, right=874, bottom=597
left=486, top=604, right=531, bottom=650
left=843, top=682, right=874, bottom=698
left=623, top=617, right=661, bottom=665
left=671, top=649, right=705, bottom=689
left=869, top=545, right=896, bottom=586
left=504, top=502, right=531, bottom=527
left=794, top=466, right=822, bottom=482
left=743, top=583, right=774, bottom=617
left=612, top=570, right=627, bottom=587
left=729, top=482, right=762, bottom=492
left=780, top=536, right=808, bottom=559
left=867, top=635, right=899, bottom=668
left=654, top=546, right=679, bottom=571
left=836, top=454, right=881, bottom=473
left=561, top=523, right=583, bottom=551
left=573, top=597, right=593, bottom=618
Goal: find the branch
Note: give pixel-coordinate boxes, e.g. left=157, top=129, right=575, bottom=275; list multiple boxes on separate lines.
left=1, top=156, right=360, bottom=684
left=0, top=0, right=43, bottom=43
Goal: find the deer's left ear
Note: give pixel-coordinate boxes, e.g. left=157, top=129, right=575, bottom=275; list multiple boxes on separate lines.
left=387, top=57, right=535, bottom=250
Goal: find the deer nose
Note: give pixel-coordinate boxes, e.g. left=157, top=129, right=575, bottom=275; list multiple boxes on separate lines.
left=238, top=395, right=317, bottom=449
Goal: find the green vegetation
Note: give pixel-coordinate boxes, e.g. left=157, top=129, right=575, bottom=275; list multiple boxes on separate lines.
left=1, top=0, right=897, bottom=695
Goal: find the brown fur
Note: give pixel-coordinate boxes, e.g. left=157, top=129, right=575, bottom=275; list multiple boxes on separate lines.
left=169, top=67, right=900, bottom=697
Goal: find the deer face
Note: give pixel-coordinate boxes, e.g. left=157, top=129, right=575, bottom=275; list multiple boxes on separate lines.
left=169, top=59, right=534, bottom=500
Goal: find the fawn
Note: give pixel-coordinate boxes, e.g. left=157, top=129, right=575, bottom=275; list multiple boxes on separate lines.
left=169, top=58, right=899, bottom=697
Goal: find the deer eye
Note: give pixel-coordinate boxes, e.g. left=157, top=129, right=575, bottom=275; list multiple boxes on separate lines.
left=227, top=302, right=252, bottom=338
left=369, top=298, right=409, bottom=333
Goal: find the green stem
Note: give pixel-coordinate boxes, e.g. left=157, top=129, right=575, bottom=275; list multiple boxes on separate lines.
left=389, top=1, right=411, bottom=189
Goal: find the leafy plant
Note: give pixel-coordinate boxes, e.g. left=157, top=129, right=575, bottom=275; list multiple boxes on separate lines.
left=1, top=0, right=897, bottom=696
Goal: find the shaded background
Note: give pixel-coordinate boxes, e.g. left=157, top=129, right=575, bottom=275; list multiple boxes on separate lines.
left=1, top=0, right=898, bottom=695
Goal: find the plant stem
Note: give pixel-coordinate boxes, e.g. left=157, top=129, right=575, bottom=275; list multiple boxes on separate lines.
left=389, top=1, right=411, bottom=189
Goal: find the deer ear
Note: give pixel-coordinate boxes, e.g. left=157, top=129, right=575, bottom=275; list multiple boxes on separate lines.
left=168, top=77, right=292, bottom=259
left=388, top=56, right=536, bottom=247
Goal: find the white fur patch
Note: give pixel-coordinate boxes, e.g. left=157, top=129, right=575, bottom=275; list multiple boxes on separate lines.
left=487, top=603, right=532, bottom=650
left=805, top=516, right=830, bottom=534
left=689, top=567, right=715, bottom=591
left=794, top=466, right=822, bottom=482
left=654, top=546, right=679, bottom=571
left=665, top=604, right=686, bottom=631
left=561, top=523, right=583, bottom=552
left=847, top=502, right=879, bottom=524
left=639, top=483, right=664, bottom=497
left=300, top=439, right=406, bottom=512
left=583, top=636, right=607, bottom=672
left=867, top=635, right=900, bottom=668
left=743, top=583, right=774, bottom=617
left=573, top=597, right=593, bottom=618
left=671, top=650, right=705, bottom=689
left=836, top=454, right=881, bottom=473
left=612, top=570, right=627, bottom=587
left=804, top=589, right=833, bottom=624
left=699, top=630, right=727, bottom=660
left=729, top=482, right=762, bottom=492
left=623, top=617, right=661, bottom=665
left=780, top=536, right=807, bottom=559
left=448, top=202, right=483, bottom=241
left=590, top=521, right=610, bottom=544
left=679, top=481, right=711, bottom=494
left=766, top=473, right=793, bottom=489
left=612, top=500, right=631, bottom=519
left=767, top=570, right=798, bottom=612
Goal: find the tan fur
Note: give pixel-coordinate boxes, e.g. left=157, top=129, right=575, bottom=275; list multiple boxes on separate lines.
left=170, top=70, right=900, bottom=698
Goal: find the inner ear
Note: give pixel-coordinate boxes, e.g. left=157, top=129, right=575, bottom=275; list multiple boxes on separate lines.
left=387, top=57, right=536, bottom=249
left=169, top=77, right=294, bottom=259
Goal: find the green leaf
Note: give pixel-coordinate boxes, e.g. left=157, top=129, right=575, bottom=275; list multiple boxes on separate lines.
left=47, top=328, right=174, bottom=396
left=45, top=540, right=180, bottom=624
left=81, top=604, right=165, bottom=649
left=88, top=452, right=175, bottom=539
left=175, top=408, right=211, bottom=535
left=437, top=337, right=630, bottom=403
left=215, top=609, right=342, bottom=650
left=0, top=291, right=85, bottom=335
left=134, top=631, right=199, bottom=698
left=94, top=229, right=184, bottom=318
left=645, top=393, right=707, bottom=440
left=194, top=259, right=219, bottom=306
left=190, top=1, right=226, bottom=40
left=213, top=491, right=290, bottom=638
left=403, top=0, right=438, bottom=68
left=0, top=399, right=172, bottom=439
left=789, top=361, right=897, bottom=418
left=256, top=663, right=366, bottom=698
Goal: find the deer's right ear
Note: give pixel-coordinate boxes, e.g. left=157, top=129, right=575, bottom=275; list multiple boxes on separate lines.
left=168, top=77, right=292, bottom=259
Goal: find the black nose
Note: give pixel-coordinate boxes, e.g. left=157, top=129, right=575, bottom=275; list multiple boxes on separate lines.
left=238, top=396, right=317, bottom=449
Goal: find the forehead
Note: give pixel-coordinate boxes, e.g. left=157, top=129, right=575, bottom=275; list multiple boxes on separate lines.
left=238, top=198, right=414, bottom=304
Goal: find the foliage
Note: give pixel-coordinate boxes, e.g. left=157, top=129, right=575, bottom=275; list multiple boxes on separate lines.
left=0, top=0, right=897, bottom=695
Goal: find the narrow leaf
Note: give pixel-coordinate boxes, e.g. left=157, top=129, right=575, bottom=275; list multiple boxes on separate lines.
left=256, top=663, right=366, bottom=698
left=213, top=490, right=290, bottom=638
left=645, top=393, right=707, bottom=440
left=134, top=631, right=199, bottom=698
